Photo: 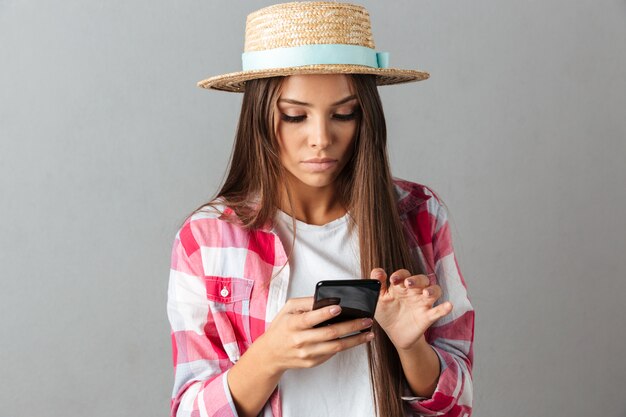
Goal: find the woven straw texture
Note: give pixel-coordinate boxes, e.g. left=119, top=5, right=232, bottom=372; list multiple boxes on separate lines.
left=244, top=2, right=375, bottom=51
left=197, top=1, right=429, bottom=92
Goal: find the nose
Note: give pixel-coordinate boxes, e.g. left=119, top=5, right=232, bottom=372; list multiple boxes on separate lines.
left=308, top=117, right=332, bottom=149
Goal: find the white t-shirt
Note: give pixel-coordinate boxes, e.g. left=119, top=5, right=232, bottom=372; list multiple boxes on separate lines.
left=271, top=209, right=376, bottom=417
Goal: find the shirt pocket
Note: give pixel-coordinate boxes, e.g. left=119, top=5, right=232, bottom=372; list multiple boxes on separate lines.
left=205, top=276, right=254, bottom=362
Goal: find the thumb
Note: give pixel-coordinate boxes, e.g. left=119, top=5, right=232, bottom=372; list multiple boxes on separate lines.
left=283, top=296, right=315, bottom=314
left=370, top=268, right=387, bottom=294
left=428, top=301, right=454, bottom=323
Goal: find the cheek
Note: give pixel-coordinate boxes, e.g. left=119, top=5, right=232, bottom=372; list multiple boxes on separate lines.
left=276, top=132, right=301, bottom=163
left=338, top=122, right=358, bottom=142
left=340, top=127, right=358, bottom=151
left=277, top=123, right=308, bottom=148
left=275, top=122, right=292, bottom=153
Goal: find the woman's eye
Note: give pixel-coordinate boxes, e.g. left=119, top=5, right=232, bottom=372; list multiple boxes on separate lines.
left=280, top=111, right=359, bottom=123
left=333, top=112, right=358, bottom=121
left=280, top=113, right=306, bottom=123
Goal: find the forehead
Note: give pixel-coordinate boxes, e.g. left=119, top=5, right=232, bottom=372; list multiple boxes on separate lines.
left=278, top=74, right=355, bottom=105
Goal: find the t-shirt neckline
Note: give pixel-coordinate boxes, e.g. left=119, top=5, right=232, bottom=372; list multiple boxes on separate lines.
left=274, top=208, right=350, bottom=231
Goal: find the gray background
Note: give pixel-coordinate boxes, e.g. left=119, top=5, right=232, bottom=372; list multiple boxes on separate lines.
left=1, top=0, right=625, bottom=416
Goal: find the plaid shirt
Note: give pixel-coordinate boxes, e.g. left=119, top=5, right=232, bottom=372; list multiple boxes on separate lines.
left=167, top=179, right=474, bottom=417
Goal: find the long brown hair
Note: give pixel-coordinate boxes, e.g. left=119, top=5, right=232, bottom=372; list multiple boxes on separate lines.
left=188, top=74, right=424, bottom=417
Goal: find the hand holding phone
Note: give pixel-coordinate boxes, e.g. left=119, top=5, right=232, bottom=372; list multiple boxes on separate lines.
left=312, top=279, right=381, bottom=328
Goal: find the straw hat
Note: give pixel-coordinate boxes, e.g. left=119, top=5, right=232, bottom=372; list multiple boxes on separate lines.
left=197, top=1, right=430, bottom=92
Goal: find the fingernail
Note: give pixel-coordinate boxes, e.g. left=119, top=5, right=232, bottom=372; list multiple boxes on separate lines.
left=426, top=288, right=434, bottom=297
left=330, top=306, right=341, bottom=315
left=406, top=279, right=415, bottom=287
left=366, top=332, right=375, bottom=340
left=362, top=318, right=373, bottom=327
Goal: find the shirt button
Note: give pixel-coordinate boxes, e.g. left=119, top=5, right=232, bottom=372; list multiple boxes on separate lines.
left=220, top=287, right=229, bottom=297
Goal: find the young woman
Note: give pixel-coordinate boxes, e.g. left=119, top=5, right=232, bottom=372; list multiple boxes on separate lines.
left=167, top=3, right=474, bottom=417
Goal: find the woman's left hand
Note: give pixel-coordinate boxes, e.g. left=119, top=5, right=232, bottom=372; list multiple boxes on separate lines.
left=370, top=268, right=453, bottom=351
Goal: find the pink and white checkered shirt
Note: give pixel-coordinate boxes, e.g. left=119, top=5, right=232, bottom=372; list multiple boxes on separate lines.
left=167, top=179, right=474, bottom=417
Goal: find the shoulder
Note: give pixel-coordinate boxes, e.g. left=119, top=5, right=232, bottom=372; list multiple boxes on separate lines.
left=392, top=179, right=453, bottom=262
left=392, top=177, right=444, bottom=217
left=392, top=177, right=451, bottom=242
left=174, top=199, right=253, bottom=256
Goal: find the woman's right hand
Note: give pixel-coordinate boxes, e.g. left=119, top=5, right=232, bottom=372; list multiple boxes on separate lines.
left=257, top=296, right=375, bottom=375
left=228, top=296, right=374, bottom=417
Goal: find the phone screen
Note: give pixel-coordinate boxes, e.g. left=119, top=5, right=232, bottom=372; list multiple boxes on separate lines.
left=312, top=279, right=380, bottom=328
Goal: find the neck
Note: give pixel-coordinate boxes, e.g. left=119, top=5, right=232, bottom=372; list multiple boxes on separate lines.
left=278, top=177, right=346, bottom=226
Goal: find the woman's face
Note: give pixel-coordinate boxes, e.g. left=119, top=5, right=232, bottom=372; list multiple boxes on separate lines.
left=274, top=74, right=360, bottom=191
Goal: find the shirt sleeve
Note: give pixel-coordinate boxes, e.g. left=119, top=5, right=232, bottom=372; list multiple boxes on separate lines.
left=166, top=221, right=239, bottom=417
left=402, top=195, right=475, bottom=416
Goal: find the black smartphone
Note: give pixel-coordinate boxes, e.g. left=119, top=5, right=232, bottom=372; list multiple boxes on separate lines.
left=312, top=279, right=381, bottom=328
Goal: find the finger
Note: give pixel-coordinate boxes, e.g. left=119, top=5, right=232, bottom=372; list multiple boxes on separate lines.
left=297, top=303, right=343, bottom=330
left=428, top=301, right=454, bottom=322
left=405, top=274, right=431, bottom=289
left=307, top=328, right=375, bottom=358
left=283, top=296, right=316, bottom=314
left=308, top=317, right=374, bottom=342
left=370, top=268, right=387, bottom=293
left=389, top=269, right=411, bottom=289
left=422, top=284, right=443, bottom=301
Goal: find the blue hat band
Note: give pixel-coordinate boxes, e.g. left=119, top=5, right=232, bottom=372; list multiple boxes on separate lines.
left=241, top=44, right=390, bottom=71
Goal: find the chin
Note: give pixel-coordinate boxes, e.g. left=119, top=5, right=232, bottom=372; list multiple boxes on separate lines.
left=294, top=173, right=338, bottom=189
left=301, top=178, right=335, bottom=188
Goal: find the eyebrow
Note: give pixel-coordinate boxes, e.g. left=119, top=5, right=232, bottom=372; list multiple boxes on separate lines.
left=277, top=95, right=357, bottom=107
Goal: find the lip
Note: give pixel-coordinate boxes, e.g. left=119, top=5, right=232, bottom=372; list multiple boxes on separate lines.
left=303, top=158, right=337, bottom=163
left=301, top=158, right=338, bottom=172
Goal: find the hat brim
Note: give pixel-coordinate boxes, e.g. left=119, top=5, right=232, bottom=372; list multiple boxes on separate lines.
left=196, top=64, right=429, bottom=93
